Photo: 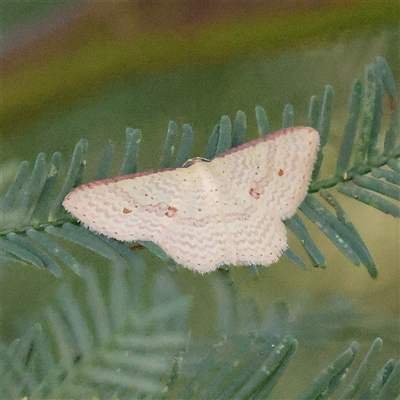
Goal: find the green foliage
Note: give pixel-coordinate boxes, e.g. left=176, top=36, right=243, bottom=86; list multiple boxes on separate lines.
left=3, top=56, right=397, bottom=277
left=1, top=271, right=398, bottom=399
left=1, top=56, right=399, bottom=398
left=1, top=265, right=191, bottom=399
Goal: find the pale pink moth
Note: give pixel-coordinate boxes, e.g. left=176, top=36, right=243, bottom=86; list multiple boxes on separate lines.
left=63, top=126, right=319, bottom=273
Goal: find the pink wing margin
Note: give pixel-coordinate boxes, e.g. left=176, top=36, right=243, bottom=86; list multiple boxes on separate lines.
left=64, top=126, right=319, bottom=193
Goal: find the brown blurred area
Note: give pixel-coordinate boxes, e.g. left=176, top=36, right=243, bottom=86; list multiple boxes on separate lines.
left=2, top=0, right=356, bottom=75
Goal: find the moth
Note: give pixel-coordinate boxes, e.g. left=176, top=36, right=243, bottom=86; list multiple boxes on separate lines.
left=63, top=126, right=319, bottom=273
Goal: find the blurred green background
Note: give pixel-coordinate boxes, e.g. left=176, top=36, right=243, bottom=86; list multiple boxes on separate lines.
left=1, top=0, right=399, bottom=397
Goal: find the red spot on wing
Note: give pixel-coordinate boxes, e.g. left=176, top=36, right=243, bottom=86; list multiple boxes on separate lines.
left=249, top=188, right=261, bottom=199
left=123, top=207, right=132, bottom=214
left=165, top=206, right=178, bottom=218
left=278, top=169, right=284, bottom=176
